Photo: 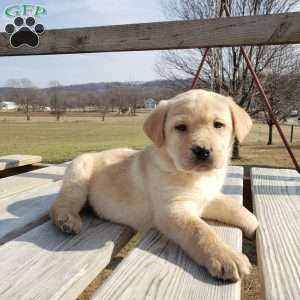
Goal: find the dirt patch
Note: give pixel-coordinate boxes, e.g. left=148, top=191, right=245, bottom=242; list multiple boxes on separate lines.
left=242, top=239, right=262, bottom=300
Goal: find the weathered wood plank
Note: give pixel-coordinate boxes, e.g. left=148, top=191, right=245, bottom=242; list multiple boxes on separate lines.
left=0, top=154, right=42, bottom=171
left=0, top=217, right=134, bottom=300
left=251, top=167, right=300, bottom=300
left=0, top=163, right=67, bottom=199
left=0, top=12, right=299, bottom=56
left=92, top=166, right=244, bottom=300
left=0, top=181, right=62, bottom=244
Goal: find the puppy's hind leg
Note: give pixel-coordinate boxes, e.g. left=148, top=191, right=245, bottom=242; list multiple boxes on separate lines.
left=50, top=154, right=94, bottom=234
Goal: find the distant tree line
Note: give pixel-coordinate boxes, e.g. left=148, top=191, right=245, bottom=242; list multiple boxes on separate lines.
left=1, top=74, right=299, bottom=145
left=0, top=79, right=175, bottom=121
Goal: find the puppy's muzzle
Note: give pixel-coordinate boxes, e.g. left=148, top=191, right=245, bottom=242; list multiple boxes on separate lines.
left=191, top=145, right=211, bottom=162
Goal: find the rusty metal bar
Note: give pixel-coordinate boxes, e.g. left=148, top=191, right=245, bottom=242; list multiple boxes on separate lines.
left=190, top=2, right=300, bottom=173
left=239, top=47, right=300, bottom=173
left=223, top=3, right=300, bottom=173
left=190, top=48, right=210, bottom=89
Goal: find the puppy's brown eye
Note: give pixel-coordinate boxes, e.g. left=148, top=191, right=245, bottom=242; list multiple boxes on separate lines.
left=214, top=121, right=225, bottom=129
left=175, top=124, right=187, bottom=132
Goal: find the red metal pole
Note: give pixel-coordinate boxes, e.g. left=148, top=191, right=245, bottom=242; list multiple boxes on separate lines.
left=190, top=48, right=209, bottom=89
left=223, top=4, right=300, bottom=173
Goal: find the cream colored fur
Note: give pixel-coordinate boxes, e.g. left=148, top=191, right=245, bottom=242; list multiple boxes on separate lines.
left=50, top=89, right=258, bottom=282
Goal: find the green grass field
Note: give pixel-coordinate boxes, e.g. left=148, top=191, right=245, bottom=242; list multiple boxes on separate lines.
left=0, top=113, right=299, bottom=168
left=0, top=116, right=149, bottom=163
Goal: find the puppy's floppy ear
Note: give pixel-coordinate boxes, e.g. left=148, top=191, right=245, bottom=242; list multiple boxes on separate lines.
left=228, top=97, right=252, bottom=143
left=144, top=100, right=169, bottom=147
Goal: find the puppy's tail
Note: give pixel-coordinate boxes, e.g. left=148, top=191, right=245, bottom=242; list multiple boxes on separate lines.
left=50, top=154, right=94, bottom=220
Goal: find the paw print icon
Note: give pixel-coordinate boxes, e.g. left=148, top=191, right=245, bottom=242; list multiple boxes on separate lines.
left=5, top=17, right=45, bottom=48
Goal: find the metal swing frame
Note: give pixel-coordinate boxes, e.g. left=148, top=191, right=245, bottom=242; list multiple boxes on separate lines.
left=190, top=1, right=300, bottom=173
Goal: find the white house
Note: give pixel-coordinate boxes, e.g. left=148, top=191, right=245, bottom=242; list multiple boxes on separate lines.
left=0, top=101, right=18, bottom=111
left=144, top=98, right=157, bottom=109
left=289, top=110, right=298, bottom=117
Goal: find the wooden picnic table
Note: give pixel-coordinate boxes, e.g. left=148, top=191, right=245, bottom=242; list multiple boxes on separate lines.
left=0, top=163, right=299, bottom=300
left=0, top=154, right=42, bottom=171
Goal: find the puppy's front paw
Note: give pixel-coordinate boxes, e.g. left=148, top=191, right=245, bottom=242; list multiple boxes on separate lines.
left=207, top=246, right=251, bottom=281
left=243, top=213, right=259, bottom=240
left=50, top=208, right=82, bottom=234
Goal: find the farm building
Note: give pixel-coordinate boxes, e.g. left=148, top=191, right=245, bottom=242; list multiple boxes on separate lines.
left=144, top=98, right=157, bottom=109
left=0, top=101, right=18, bottom=111
left=289, top=110, right=299, bottom=117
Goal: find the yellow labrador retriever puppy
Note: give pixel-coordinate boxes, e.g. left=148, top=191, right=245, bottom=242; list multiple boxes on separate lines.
left=50, top=89, right=258, bottom=282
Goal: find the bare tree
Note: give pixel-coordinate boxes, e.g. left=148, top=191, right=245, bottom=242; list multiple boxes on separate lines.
left=102, top=89, right=120, bottom=113
left=253, top=54, right=300, bottom=144
left=49, top=80, right=65, bottom=121
left=95, top=94, right=109, bottom=121
left=6, top=78, right=37, bottom=120
left=157, top=0, right=300, bottom=158
left=108, top=87, right=132, bottom=115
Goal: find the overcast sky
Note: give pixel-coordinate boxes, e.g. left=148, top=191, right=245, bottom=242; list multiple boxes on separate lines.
left=0, top=0, right=168, bottom=87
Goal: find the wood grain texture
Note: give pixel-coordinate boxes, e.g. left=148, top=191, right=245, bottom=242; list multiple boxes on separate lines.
left=0, top=217, right=134, bottom=300
left=251, top=167, right=300, bottom=300
left=0, top=181, right=62, bottom=244
left=0, top=154, right=42, bottom=170
left=0, top=13, right=299, bottom=56
left=0, top=163, right=67, bottom=200
left=92, top=166, right=244, bottom=300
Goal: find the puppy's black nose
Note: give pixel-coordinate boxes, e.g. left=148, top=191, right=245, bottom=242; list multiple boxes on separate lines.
left=192, top=146, right=210, bottom=161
